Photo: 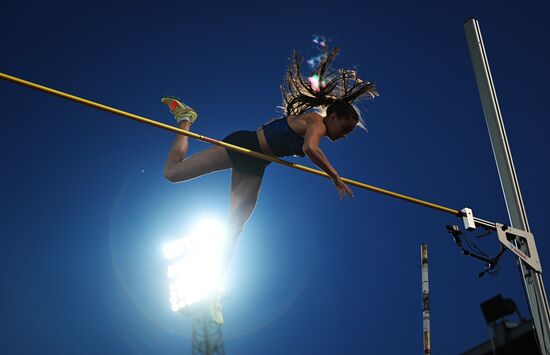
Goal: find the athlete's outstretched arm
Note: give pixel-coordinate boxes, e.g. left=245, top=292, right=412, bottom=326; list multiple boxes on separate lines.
left=302, top=114, right=354, bottom=199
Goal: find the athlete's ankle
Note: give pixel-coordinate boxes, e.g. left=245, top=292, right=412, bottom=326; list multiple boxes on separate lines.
left=178, top=121, right=191, bottom=130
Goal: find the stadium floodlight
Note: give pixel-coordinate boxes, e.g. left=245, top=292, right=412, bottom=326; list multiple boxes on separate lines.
left=164, top=217, right=228, bottom=312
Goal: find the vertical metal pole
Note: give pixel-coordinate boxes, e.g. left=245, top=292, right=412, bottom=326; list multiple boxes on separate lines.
left=421, top=243, right=431, bottom=355
left=464, top=18, right=550, bottom=354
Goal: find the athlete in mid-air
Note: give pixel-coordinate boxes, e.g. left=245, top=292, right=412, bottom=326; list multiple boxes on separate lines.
left=162, top=46, right=378, bottom=325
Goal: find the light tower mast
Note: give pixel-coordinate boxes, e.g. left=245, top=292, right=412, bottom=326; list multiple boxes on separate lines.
left=187, top=303, right=226, bottom=355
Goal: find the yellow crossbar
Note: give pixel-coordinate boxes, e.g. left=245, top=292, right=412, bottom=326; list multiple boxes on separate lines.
left=0, top=72, right=461, bottom=216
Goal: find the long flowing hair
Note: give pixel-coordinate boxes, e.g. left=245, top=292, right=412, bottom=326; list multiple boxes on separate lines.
left=280, top=46, right=378, bottom=129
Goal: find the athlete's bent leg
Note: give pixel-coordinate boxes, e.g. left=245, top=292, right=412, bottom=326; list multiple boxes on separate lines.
left=163, top=121, right=232, bottom=182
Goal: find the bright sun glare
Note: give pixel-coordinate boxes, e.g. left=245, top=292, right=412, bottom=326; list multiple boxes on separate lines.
left=164, top=217, right=228, bottom=312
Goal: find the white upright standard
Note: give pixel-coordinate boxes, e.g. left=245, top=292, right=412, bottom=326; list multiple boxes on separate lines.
left=464, top=18, right=550, bottom=354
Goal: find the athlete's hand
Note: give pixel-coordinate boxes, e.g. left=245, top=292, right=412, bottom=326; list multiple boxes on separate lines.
left=331, top=174, right=354, bottom=200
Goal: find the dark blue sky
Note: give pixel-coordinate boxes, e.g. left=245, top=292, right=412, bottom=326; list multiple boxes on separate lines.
left=1, top=1, right=549, bottom=354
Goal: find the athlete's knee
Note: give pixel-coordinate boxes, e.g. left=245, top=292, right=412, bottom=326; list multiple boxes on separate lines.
left=227, top=219, right=245, bottom=239
left=163, top=167, right=183, bottom=183
left=230, top=202, right=255, bottom=224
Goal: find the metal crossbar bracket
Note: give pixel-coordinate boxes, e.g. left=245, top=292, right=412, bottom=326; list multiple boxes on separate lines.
left=464, top=211, right=540, bottom=273
left=495, top=224, right=541, bottom=273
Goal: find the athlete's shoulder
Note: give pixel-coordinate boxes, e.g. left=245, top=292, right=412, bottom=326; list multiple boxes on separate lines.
left=301, top=111, right=323, bottom=122
left=303, top=111, right=326, bottom=138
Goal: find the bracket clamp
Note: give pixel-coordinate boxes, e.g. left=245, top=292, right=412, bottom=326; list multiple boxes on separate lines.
left=495, top=223, right=541, bottom=273
left=461, top=208, right=476, bottom=231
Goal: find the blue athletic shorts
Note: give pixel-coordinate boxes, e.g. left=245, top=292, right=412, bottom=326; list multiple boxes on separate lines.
left=222, top=130, right=271, bottom=176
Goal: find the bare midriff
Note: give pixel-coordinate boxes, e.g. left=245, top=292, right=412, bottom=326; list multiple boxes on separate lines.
left=256, top=127, right=275, bottom=156
left=256, top=114, right=308, bottom=157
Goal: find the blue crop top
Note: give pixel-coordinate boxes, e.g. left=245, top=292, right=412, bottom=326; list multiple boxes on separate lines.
left=261, top=117, right=305, bottom=157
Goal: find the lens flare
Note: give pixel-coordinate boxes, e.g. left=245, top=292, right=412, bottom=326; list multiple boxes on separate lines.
left=164, top=218, right=228, bottom=312
left=308, top=74, right=320, bottom=92
left=307, top=35, right=330, bottom=91
left=312, top=34, right=327, bottom=47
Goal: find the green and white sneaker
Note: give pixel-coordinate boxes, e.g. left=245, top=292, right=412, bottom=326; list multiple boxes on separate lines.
left=209, top=295, right=224, bottom=326
left=161, top=96, right=198, bottom=125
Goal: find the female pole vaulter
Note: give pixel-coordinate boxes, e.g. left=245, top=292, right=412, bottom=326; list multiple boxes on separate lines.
left=162, top=45, right=378, bottom=324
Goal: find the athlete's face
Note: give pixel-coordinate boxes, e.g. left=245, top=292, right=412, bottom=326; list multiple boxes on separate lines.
left=325, top=113, right=357, bottom=142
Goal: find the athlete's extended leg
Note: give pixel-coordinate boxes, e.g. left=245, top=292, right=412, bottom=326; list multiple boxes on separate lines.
left=223, top=169, right=264, bottom=270
left=163, top=120, right=232, bottom=183
left=208, top=169, right=264, bottom=324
